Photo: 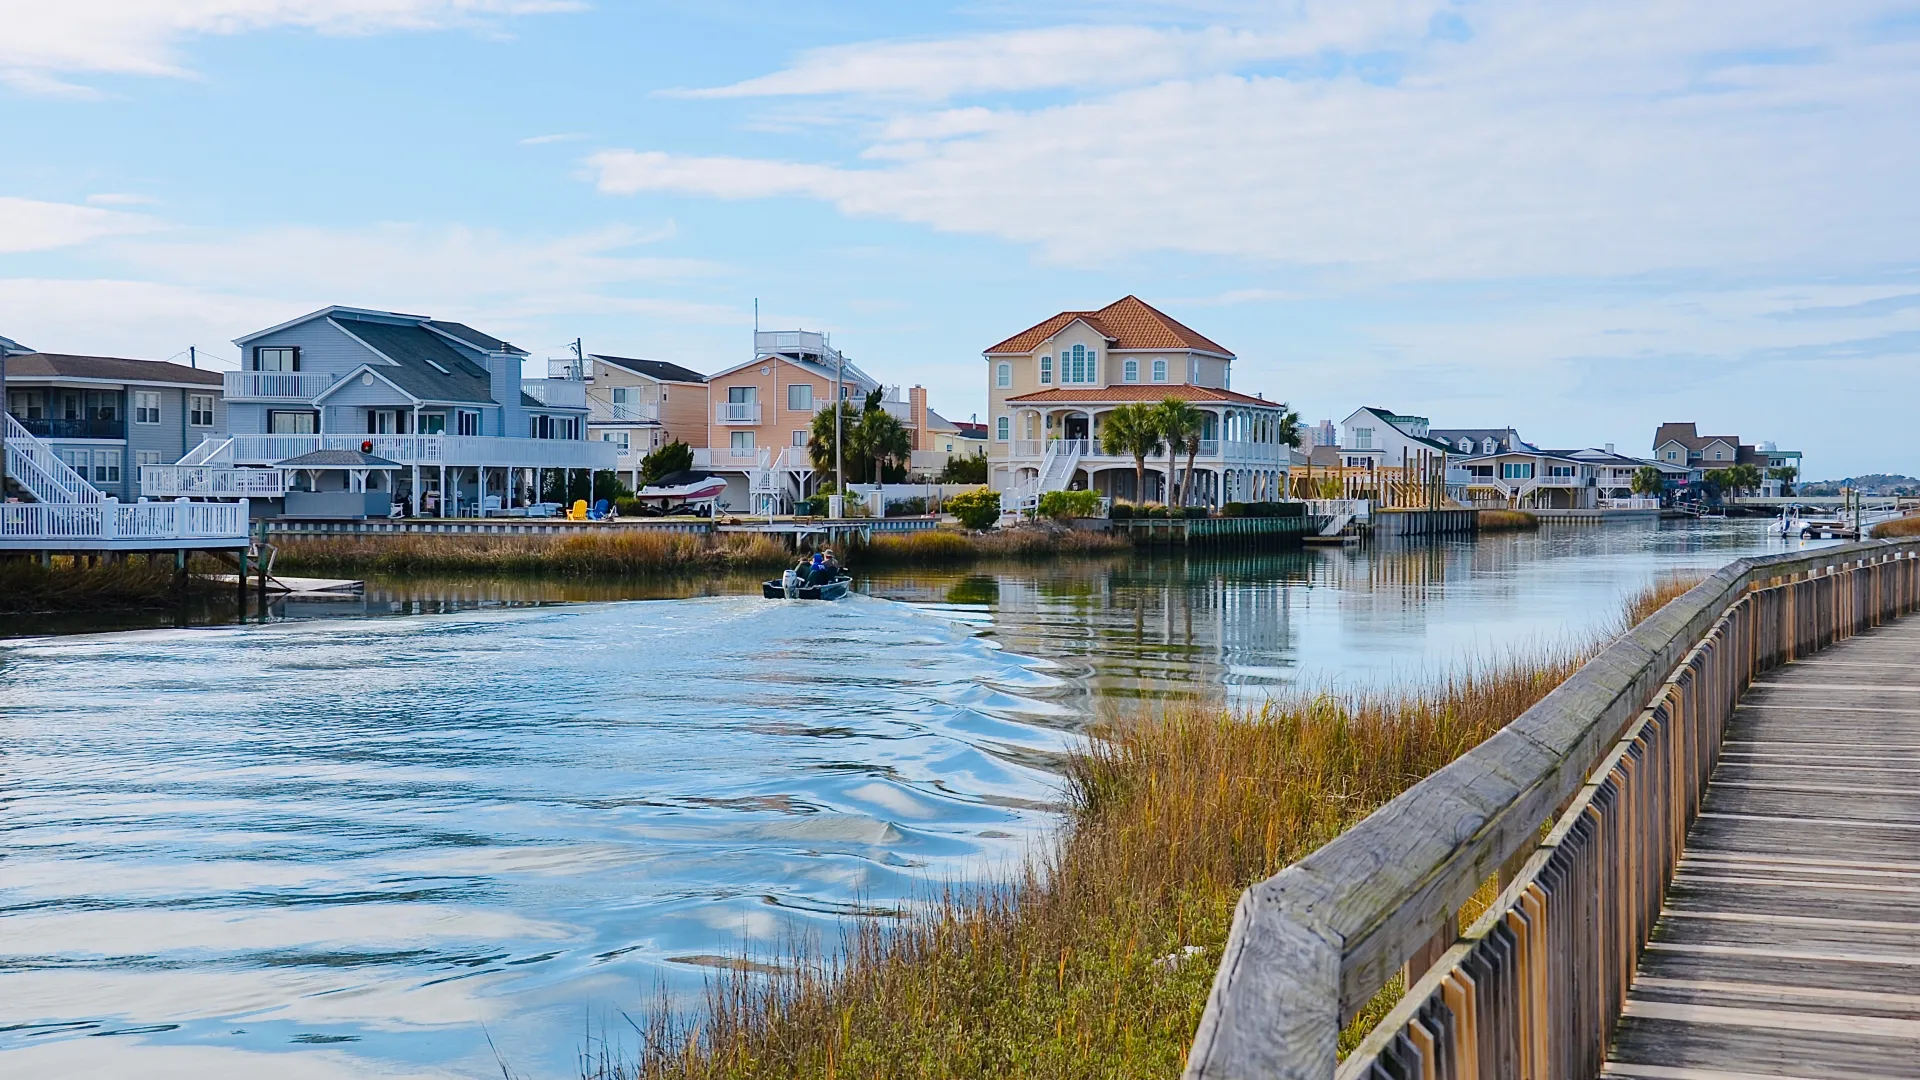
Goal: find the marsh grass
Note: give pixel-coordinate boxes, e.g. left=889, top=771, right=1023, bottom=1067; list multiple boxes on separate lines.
left=0, top=556, right=204, bottom=614
left=1476, top=509, right=1539, bottom=531
left=860, top=527, right=1131, bottom=565
left=1870, top=514, right=1920, bottom=539
left=593, top=575, right=1700, bottom=1080
left=271, top=531, right=792, bottom=578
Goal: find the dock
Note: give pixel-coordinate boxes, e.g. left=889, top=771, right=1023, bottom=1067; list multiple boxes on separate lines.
left=1607, top=616, right=1920, bottom=1077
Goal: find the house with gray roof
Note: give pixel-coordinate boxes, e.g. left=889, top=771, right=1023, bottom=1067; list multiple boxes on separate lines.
left=561, top=352, right=710, bottom=487
left=142, top=306, right=611, bottom=517
left=4, top=349, right=225, bottom=501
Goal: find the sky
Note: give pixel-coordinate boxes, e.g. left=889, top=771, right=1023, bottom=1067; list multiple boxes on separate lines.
left=3, top=1, right=1919, bottom=478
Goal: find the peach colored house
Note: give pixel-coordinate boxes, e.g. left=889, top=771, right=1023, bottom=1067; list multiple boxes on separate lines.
left=984, top=296, right=1293, bottom=509
left=565, top=354, right=708, bottom=489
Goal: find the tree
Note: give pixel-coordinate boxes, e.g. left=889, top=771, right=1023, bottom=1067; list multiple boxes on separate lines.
left=1701, top=467, right=1733, bottom=502
left=1153, top=398, right=1206, bottom=507
left=1768, top=465, right=1797, bottom=496
left=1630, top=465, right=1665, bottom=498
left=938, top=452, right=987, bottom=484
left=807, top=401, right=863, bottom=481
left=637, top=440, right=693, bottom=487
left=1727, top=462, right=1762, bottom=498
left=806, top=390, right=912, bottom=484
left=1097, top=402, right=1165, bottom=503
left=945, top=487, right=1001, bottom=530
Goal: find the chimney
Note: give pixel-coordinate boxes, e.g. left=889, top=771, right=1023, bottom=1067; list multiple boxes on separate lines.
left=908, top=385, right=927, bottom=450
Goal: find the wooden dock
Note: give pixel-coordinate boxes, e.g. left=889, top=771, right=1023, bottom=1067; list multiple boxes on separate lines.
left=1607, top=616, right=1920, bottom=1078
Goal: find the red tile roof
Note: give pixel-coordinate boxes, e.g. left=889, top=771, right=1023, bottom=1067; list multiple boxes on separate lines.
left=984, top=296, right=1233, bottom=357
left=1005, top=385, right=1274, bottom=406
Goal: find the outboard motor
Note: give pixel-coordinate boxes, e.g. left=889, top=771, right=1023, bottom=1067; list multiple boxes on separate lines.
left=782, top=569, right=799, bottom=598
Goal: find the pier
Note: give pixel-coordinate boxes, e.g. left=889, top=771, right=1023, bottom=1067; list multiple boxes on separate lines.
left=1184, top=538, right=1920, bottom=1080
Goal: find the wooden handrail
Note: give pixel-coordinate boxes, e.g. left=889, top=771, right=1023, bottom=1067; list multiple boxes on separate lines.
left=1184, top=537, right=1920, bottom=1080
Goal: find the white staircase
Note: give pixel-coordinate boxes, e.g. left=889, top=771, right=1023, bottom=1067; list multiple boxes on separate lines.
left=5, top=412, right=105, bottom=504
left=1005, top=439, right=1086, bottom=513
left=177, top=436, right=233, bottom=466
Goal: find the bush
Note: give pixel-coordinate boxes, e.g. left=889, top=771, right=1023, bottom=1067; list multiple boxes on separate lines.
left=1184, top=506, right=1209, bottom=519
left=1109, top=502, right=1135, bottom=520
left=637, top=440, right=694, bottom=487
left=1221, top=501, right=1306, bottom=519
left=886, top=496, right=929, bottom=517
left=1037, top=489, right=1103, bottom=520
left=938, top=453, right=989, bottom=484
left=945, top=487, right=1002, bottom=530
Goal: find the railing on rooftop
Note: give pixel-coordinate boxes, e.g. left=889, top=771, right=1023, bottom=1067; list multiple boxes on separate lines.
left=1185, top=538, right=1920, bottom=1080
left=522, top=378, right=588, bottom=409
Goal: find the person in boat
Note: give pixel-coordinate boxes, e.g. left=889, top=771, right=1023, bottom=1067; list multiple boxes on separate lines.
left=803, top=551, right=833, bottom=586
left=818, top=548, right=842, bottom=582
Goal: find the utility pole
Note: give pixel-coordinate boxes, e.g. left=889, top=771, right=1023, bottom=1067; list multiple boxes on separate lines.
left=569, top=337, right=584, bottom=379
left=832, top=341, right=845, bottom=518
left=189, top=345, right=197, bottom=369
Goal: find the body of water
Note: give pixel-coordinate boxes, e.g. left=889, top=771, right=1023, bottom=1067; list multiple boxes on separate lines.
left=0, top=520, right=1826, bottom=1077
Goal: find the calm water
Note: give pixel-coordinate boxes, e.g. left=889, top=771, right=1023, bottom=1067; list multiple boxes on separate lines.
left=0, top=520, right=1824, bottom=1077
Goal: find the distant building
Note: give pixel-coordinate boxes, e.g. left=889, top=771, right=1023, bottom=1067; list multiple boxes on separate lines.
left=1429, top=426, right=1531, bottom=457
left=1308, top=419, right=1338, bottom=448
left=1652, top=422, right=1802, bottom=495
left=4, top=350, right=225, bottom=502
left=564, top=353, right=709, bottom=488
left=1336, top=407, right=1455, bottom=469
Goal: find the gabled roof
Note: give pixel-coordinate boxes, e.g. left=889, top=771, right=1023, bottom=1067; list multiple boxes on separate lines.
left=332, top=317, right=498, bottom=405
left=235, top=305, right=429, bottom=346
left=0, top=334, right=33, bottom=356
left=426, top=320, right=526, bottom=356
left=985, top=296, right=1234, bottom=357
left=2, top=352, right=223, bottom=387
left=708, top=351, right=879, bottom=389
left=590, top=354, right=708, bottom=384
left=1006, top=385, right=1275, bottom=406
left=1345, top=406, right=1457, bottom=454
left=923, top=407, right=961, bottom=433
left=276, top=449, right=401, bottom=468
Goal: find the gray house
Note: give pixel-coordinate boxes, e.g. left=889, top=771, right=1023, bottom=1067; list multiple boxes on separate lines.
left=144, top=306, right=611, bottom=517
left=3, top=347, right=225, bottom=501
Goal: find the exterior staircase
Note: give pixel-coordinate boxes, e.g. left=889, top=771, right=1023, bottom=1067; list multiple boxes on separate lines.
left=5, top=412, right=105, bottom=504
left=3, top=412, right=248, bottom=550
left=1004, top=438, right=1086, bottom=514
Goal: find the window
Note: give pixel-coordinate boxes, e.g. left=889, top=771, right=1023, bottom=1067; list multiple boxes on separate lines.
left=1483, top=438, right=1497, bottom=454
left=1665, top=450, right=1679, bottom=461
left=136, top=451, right=164, bottom=467
left=1712, top=449, right=1724, bottom=460
left=1152, top=359, right=1168, bottom=382
left=728, top=386, right=756, bottom=404
left=996, top=416, right=1010, bottom=441
left=421, top=413, right=446, bottom=434
left=457, top=410, right=479, bottom=436
left=788, top=383, right=814, bottom=412
left=268, top=410, right=317, bottom=434
left=793, top=429, right=807, bottom=447
left=611, top=386, right=634, bottom=405
left=602, top=431, right=630, bottom=450
left=1354, top=427, right=1374, bottom=449
left=1124, top=359, right=1139, bottom=382
left=1060, top=344, right=1097, bottom=384
left=731, top=430, right=755, bottom=452
left=254, top=346, right=298, bottom=372
left=1190, top=358, right=1199, bottom=383
left=1223, top=366, right=1230, bottom=390
left=85, top=390, right=119, bottom=421
left=1458, top=438, right=1472, bottom=452
left=189, top=394, right=215, bottom=427
left=91, top=450, right=120, bottom=484
left=996, top=363, right=1011, bottom=388
left=134, top=391, right=161, bottom=424
left=1548, top=464, right=1575, bottom=477
left=1039, top=355, right=1053, bottom=384
left=1502, top=462, right=1535, bottom=480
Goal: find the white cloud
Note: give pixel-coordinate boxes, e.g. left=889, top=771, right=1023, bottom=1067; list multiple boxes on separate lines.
left=0, top=0, right=581, bottom=93
left=0, top=196, right=162, bottom=253
left=520, top=132, right=590, bottom=145
left=592, top=2, right=1920, bottom=280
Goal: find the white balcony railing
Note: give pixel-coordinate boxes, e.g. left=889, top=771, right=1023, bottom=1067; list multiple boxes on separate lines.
left=223, top=371, right=337, bottom=400
left=141, top=465, right=288, bottom=498
left=591, top=401, right=661, bottom=423
left=716, top=402, right=762, bottom=424
left=222, top=434, right=616, bottom=470
left=522, top=378, right=587, bottom=409
left=547, top=358, right=589, bottom=380
left=0, top=499, right=248, bottom=544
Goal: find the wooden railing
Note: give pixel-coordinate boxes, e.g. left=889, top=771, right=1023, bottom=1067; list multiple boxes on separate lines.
left=1185, top=539, right=1920, bottom=1080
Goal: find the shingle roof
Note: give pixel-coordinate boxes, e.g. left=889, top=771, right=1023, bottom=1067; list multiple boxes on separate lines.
left=985, top=296, right=1234, bottom=357
left=0, top=334, right=33, bottom=356
left=3, top=352, right=223, bottom=386
left=591, top=354, right=707, bottom=384
left=276, top=449, right=401, bottom=468
left=334, top=317, right=498, bottom=404
left=425, top=320, right=525, bottom=356
left=1006, top=384, right=1274, bottom=406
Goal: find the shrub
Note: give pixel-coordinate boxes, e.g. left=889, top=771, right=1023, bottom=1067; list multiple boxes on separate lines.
left=945, top=487, right=1002, bottom=530
left=1037, top=489, right=1103, bottom=520
left=637, top=440, right=694, bottom=487
left=885, top=496, right=930, bottom=518
left=938, top=453, right=989, bottom=484
left=1108, top=502, right=1135, bottom=520
left=1184, top=506, right=1209, bottom=519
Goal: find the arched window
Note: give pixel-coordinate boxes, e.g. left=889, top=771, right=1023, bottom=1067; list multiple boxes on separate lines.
left=1039, top=355, right=1053, bottom=384
left=1123, top=358, right=1139, bottom=382
left=1152, top=358, right=1168, bottom=382
left=996, top=362, right=1011, bottom=389
left=995, top=416, right=1010, bottom=441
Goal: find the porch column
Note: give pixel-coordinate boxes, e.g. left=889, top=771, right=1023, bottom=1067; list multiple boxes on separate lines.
left=478, top=465, right=486, bottom=517
left=439, top=464, right=447, bottom=517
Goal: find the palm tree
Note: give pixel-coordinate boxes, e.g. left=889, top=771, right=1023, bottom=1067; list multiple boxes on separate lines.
left=1154, top=397, right=1206, bottom=507
left=1768, top=465, right=1797, bottom=496
left=1630, top=465, right=1664, bottom=499
left=807, top=401, right=863, bottom=479
left=1728, top=462, right=1763, bottom=499
left=855, top=400, right=912, bottom=482
left=1274, top=404, right=1303, bottom=449
left=1098, top=402, right=1164, bottom=502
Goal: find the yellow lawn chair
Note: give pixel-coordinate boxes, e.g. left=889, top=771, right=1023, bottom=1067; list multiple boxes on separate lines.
left=567, top=499, right=589, bottom=521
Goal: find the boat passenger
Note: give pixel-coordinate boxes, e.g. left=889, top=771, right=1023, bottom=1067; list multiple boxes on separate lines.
left=805, top=552, right=833, bottom=586
left=822, top=549, right=842, bottom=578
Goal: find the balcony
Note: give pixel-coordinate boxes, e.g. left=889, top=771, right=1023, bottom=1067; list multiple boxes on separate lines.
left=223, top=370, right=337, bottom=401
left=547, top=358, right=589, bottom=380
left=716, top=402, right=762, bottom=424
left=591, top=401, right=661, bottom=424
left=222, top=433, right=617, bottom=470
left=522, top=378, right=587, bottom=409
left=10, top=415, right=125, bottom=440
left=141, top=465, right=289, bottom=498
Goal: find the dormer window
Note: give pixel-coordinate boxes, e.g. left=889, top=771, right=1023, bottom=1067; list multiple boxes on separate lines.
left=1458, top=438, right=1472, bottom=452
left=1482, top=438, right=1496, bottom=454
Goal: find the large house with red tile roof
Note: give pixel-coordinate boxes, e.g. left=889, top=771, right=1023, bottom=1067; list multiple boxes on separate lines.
left=984, top=296, right=1293, bottom=508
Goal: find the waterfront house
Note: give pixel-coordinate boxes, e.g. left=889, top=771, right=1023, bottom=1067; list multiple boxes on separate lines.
left=141, top=306, right=611, bottom=516
left=1336, top=408, right=1458, bottom=470
left=561, top=353, right=709, bottom=488
left=3, top=347, right=225, bottom=501
left=1651, top=422, right=1802, bottom=498
left=1429, top=425, right=1530, bottom=457
left=985, top=296, right=1293, bottom=508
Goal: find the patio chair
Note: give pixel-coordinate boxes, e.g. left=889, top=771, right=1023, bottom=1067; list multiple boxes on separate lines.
left=567, top=499, right=589, bottom=521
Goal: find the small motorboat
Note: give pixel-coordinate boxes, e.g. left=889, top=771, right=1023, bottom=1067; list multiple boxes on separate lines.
left=763, top=571, right=852, bottom=601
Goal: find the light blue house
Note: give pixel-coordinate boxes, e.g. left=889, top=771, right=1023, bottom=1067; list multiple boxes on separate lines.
left=144, top=306, right=611, bottom=517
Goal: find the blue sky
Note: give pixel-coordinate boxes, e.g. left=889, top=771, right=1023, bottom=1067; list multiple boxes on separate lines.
left=4, top=1, right=1919, bottom=477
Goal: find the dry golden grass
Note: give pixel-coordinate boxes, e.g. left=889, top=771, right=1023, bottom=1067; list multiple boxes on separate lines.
left=0, top=555, right=207, bottom=614
left=1870, top=514, right=1920, bottom=539
left=272, top=531, right=792, bottom=578
left=1476, top=509, right=1540, bottom=531
left=594, top=577, right=1697, bottom=1080
left=859, top=527, right=1131, bottom=565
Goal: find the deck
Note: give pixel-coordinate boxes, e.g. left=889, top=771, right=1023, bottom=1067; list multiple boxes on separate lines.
left=1607, top=616, right=1920, bottom=1078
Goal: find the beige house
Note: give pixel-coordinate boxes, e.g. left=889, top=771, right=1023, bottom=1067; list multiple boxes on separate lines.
left=563, top=354, right=708, bottom=488
left=984, top=296, right=1292, bottom=508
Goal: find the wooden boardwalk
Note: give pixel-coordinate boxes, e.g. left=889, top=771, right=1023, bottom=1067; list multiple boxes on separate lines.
left=1606, top=616, right=1920, bottom=1079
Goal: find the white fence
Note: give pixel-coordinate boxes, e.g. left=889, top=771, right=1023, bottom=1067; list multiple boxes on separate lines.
left=217, top=434, right=616, bottom=470
left=0, top=498, right=249, bottom=546
left=141, top=465, right=289, bottom=498
left=223, top=371, right=337, bottom=400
